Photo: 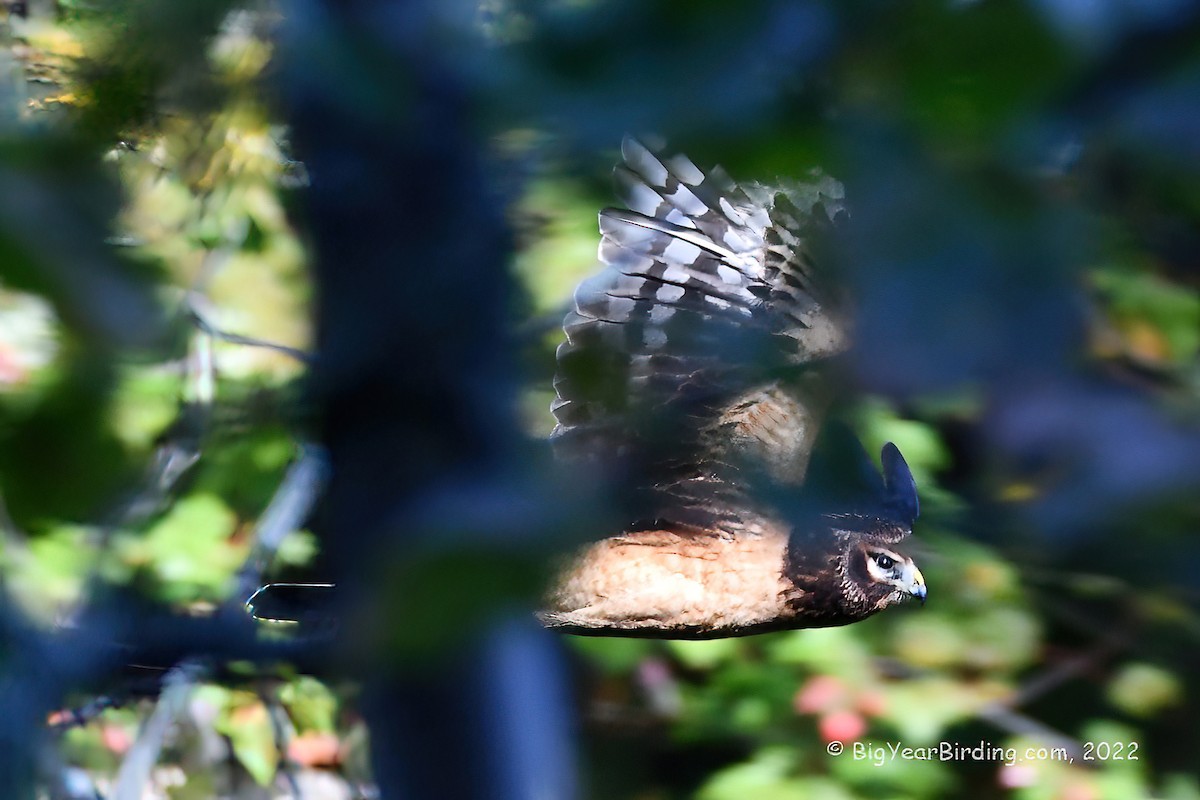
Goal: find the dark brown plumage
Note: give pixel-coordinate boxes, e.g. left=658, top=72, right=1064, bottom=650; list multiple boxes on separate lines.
left=539, top=139, right=925, bottom=639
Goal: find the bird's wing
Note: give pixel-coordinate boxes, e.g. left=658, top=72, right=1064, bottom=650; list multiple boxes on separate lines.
left=551, top=138, right=849, bottom=531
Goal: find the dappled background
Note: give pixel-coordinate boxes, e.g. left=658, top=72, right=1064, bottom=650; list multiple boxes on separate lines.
left=0, top=0, right=1197, bottom=798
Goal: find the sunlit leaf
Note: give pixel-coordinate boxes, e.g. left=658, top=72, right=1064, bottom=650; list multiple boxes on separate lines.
left=1107, top=663, right=1183, bottom=719
left=279, top=676, right=338, bottom=734
left=211, top=689, right=278, bottom=787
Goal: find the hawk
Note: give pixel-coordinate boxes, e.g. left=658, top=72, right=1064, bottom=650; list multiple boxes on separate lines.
left=538, top=138, right=926, bottom=639
left=247, top=140, right=925, bottom=640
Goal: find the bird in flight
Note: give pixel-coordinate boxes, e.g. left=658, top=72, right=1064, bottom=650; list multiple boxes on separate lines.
left=248, top=140, right=925, bottom=640
left=538, top=138, right=926, bottom=639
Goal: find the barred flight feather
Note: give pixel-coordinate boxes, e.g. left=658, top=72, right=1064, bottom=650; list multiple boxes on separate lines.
left=552, top=137, right=850, bottom=527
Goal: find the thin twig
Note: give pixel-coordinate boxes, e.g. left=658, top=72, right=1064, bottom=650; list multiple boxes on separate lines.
left=186, top=293, right=313, bottom=364
left=112, top=660, right=206, bottom=800
left=263, top=687, right=302, bottom=799
left=975, top=704, right=1084, bottom=763
left=974, top=613, right=1132, bottom=763
left=234, top=444, right=330, bottom=605
left=48, top=695, right=122, bottom=732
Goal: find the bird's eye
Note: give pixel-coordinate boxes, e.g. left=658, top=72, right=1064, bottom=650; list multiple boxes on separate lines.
left=873, top=554, right=895, bottom=570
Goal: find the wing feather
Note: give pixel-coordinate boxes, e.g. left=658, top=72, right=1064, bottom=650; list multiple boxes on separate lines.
left=552, top=138, right=849, bottom=528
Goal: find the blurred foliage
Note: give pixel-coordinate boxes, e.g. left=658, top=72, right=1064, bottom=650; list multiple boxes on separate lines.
left=0, top=1, right=336, bottom=795
left=0, top=0, right=1195, bottom=798
left=4, top=4, right=308, bottom=557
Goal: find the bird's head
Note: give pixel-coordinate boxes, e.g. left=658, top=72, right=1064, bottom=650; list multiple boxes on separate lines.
left=849, top=539, right=926, bottom=608
left=784, top=439, right=926, bottom=624
left=834, top=440, right=925, bottom=612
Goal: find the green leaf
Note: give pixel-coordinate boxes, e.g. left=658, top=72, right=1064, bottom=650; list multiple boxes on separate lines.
left=274, top=529, right=318, bottom=568
left=108, top=365, right=182, bottom=450
left=279, top=676, right=338, bottom=734
left=1092, top=265, right=1200, bottom=364
left=567, top=636, right=656, bottom=674
left=830, top=737, right=955, bottom=796
left=1163, top=773, right=1200, bottom=800
left=697, top=746, right=810, bottom=800
left=878, top=678, right=985, bottom=743
left=667, top=638, right=741, bottom=670
left=766, top=627, right=871, bottom=681
left=6, top=523, right=93, bottom=620
left=123, top=492, right=242, bottom=601
left=211, top=688, right=278, bottom=787
left=1107, top=663, right=1182, bottom=719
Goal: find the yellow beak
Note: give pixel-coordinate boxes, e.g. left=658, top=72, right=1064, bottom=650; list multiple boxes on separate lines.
left=903, top=563, right=927, bottom=605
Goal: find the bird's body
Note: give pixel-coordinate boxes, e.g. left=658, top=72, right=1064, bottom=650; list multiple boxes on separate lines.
left=542, top=521, right=796, bottom=638
left=540, top=491, right=922, bottom=639
left=542, top=139, right=926, bottom=638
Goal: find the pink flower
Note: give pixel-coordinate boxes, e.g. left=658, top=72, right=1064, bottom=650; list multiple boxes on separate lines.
left=794, top=675, right=847, bottom=715
left=819, top=710, right=867, bottom=744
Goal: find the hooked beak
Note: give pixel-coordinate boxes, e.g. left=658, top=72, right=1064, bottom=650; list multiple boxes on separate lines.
left=902, top=563, right=927, bottom=606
